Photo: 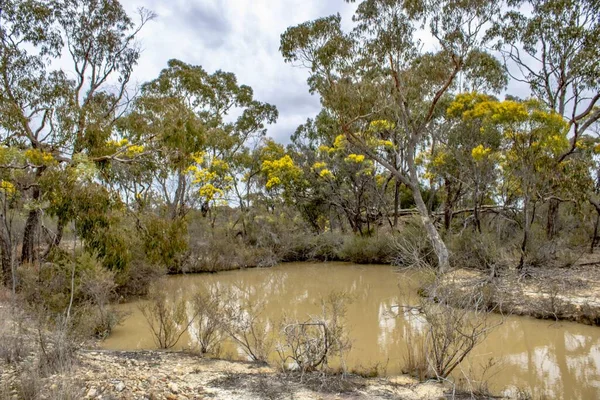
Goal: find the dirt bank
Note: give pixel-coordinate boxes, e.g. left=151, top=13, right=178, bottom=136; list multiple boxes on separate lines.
left=441, top=264, right=600, bottom=326
left=1, top=349, right=451, bottom=400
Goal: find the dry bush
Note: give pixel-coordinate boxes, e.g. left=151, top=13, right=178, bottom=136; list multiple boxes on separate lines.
left=277, top=321, right=330, bottom=372
left=78, top=252, right=122, bottom=338
left=308, top=233, right=344, bottom=261
left=223, top=296, right=273, bottom=362
left=276, top=291, right=352, bottom=374
left=424, top=291, right=501, bottom=380
left=392, top=222, right=436, bottom=268
left=35, top=314, right=81, bottom=375
left=402, top=323, right=429, bottom=381
left=0, top=304, right=32, bottom=365
left=190, top=285, right=231, bottom=355
left=400, top=285, right=502, bottom=381
left=139, top=282, right=195, bottom=349
left=448, top=230, right=509, bottom=274
left=5, top=365, right=84, bottom=400
left=454, top=357, right=503, bottom=399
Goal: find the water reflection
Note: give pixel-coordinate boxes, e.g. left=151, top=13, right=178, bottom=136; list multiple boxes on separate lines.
left=102, top=262, right=600, bottom=399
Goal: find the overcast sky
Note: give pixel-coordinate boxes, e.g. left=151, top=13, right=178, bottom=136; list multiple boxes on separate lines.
left=119, top=0, right=359, bottom=144
left=118, top=1, right=534, bottom=145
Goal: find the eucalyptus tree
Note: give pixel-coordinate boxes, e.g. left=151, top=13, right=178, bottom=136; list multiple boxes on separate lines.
left=124, top=59, right=278, bottom=223
left=292, top=112, right=390, bottom=234
left=280, top=0, right=506, bottom=272
left=493, top=0, right=600, bottom=238
left=0, top=0, right=154, bottom=284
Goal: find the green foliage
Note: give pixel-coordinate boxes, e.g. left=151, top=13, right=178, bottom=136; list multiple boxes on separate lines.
left=339, top=235, right=394, bottom=264
left=142, top=215, right=189, bottom=272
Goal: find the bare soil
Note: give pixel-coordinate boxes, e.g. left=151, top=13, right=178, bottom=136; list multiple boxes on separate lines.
left=1, top=349, right=451, bottom=400
left=442, top=262, right=600, bottom=326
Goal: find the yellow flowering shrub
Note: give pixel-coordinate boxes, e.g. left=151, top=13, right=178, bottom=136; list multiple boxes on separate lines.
left=0, top=180, right=16, bottom=196
left=319, top=168, right=333, bottom=178
left=261, top=155, right=303, bottom=190
left=25, top=149, right=55, bottom=165
left=471, top=145, right=492, bottom=161
left=345, top=154, right=365, bottom=163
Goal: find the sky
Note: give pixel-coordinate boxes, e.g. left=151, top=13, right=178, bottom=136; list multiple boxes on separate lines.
left=120, top=0, right=360, bottom=144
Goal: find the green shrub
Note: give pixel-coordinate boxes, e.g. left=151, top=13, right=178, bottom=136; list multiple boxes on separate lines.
left=142, top=215, right=189, bottom=272
left=339, top=235, right=393, bottom=264
left=448, top=230, right=506, bottom=271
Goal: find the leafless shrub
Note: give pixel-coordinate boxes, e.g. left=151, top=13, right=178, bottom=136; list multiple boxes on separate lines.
left=276, top=291, right=352, bottom=374
left=0, top=304, right=32, bottom=365
left=223, top=296, right=273, bottom=362
left=538, top=281, right=568, bottom=321
left=35, top=314, right=80, bottom=375
left=7, top=365, right=84, bottom=400
left=139, top=282, right=195, bottom=349
left=402, top=324, right=429, bottom=381
left=454, top=357, right=503, bottom=399
left=424, top=290, right=501, bottom=380
left=277, top=320, right=330, bottom=372
left=399, top=283, right=502, bottom=381
left=392, top=225, right=436, bottom=269
left=190, top=285, right=231, bottom=355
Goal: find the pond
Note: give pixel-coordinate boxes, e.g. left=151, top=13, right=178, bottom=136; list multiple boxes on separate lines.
left=101, top=262, right=600, bottom=399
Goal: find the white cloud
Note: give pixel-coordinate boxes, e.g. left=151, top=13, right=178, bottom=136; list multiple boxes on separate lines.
left=121, top=0, right=358, bottom=143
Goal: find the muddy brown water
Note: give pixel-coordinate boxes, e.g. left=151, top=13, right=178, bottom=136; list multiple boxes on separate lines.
left=102, top=262, right=600, bottom=399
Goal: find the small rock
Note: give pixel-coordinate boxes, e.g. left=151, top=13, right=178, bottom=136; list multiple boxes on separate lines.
left=114, top=381, right=126, bottom=392
left=168, top=382, right=179, bottom=394
left=86, top=387, right=98, bottom=398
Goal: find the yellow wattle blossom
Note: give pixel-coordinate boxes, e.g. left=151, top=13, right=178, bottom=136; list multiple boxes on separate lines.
left=198, top=183, right=224, bottom=201
left=106, top=138, right=129, bottom=147
left=266, top=176, right=282, bottom=189
left=312, top=161, right=327, bottom=170
left=261, top=155, right=303, bottom=190
left=125, top=145, right=145, bottom=157
left=432, top=151, right=448, bottom=167
left=261, top=155, right=297, bottom=174
left=211, top=158, right=229, bottom=171
left=544, top=134, right=569, bottom=156
left=378, top=140, right=395, bottom=149
left=24, top=149, right=55, bottom=165
left=319, top=169, right=333, bottom=178
left=333, top=135, right=346, bottom=150
left=594, top=144, right=600, bottom=155
left=318, top=145, right=333, bottom=154
left=0, top=180, right=16, bottom=195
left=446, top=92, right=493, bottom=118
left=191, top=152, right=206, bottom=165
left=471, top=144, right=492, bottom=161
left=369, top=120, right=395, bottom=132
left=345, top=154, right=365, bottom=163
left=193, top=168, right=218, bottom=183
